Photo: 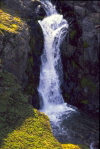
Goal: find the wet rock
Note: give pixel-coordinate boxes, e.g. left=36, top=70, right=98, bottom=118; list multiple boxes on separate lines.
left=0, top=0, right=44, bottom=108
left=52, top=0, right=100, bottom=114
left=90, top=142, right=99, bottom=149
left=52, top=111, right=99, bottom=147
left=2, top=0, right=41, bottom=18
left=74, top=6, right=86, bottom=18
left=0, top=0, right=99, bottom=114
left=1, top=25, right=30, bottom=83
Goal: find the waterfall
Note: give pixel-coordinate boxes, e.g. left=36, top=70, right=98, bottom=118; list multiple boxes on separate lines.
left=38, top=0, right=75, bottom=122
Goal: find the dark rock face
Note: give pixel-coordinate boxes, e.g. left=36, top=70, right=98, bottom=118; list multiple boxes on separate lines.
left=0, top=27, right=30, bottom=83
left=2, top=0, right=41, bottom=17
left=25, top=20, right=44, bottom=109
left=0, top=0, right=99, bottom=113
left=0, top=0, right=44, bottom=108
left=52, top=0, right=100, bottom=115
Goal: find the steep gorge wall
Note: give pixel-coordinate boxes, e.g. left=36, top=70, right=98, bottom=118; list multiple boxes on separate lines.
left=0, top=0, right=99, bottom=114
left=52, top=0, right=100, bottom=114
left=0, top=0, right=44, bottom=108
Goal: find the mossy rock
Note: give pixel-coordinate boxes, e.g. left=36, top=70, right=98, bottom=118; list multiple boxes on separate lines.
left=64, top=94, right=70, bottom=102
left=0, top=109, right=62, bottom=149
left=80, top=77, right=97, bottom=93
left=0, top=9, right=24, bottom=34
left=0, top=71, right=62, bottom=149
left=72, top=61, right=78, bottom=69
left=62, top=144, right=89, bottom=149
left=79, top=144, right=89, bottom=149
left=0, top=59, right=2, bottom=64
left=62, top=144, right=81, bottom=149
left=70, top=30, right=77, bottom=40
left=83, top=41, right=89, bottom=48
left=80, top=100, right=88, bottom=105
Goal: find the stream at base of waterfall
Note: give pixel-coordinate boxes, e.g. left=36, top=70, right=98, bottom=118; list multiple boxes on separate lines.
left=37, top=0, right=99, bottom=147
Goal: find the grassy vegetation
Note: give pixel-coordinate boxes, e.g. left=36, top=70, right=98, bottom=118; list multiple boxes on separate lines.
left=0, top=9, right=24, bottom=34
left=0, top=71, right=62, bottom=149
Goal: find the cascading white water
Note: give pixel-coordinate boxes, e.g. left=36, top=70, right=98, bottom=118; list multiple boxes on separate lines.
left=38, top=0, right=75, bottom=122
left=37, top=3, right=99, bottom=144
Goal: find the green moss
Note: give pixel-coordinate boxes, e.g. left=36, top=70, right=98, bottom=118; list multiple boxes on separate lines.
left=72, top=61, right=78, bottom=68
left=0, top=9, right=24, bottom=34
left=26, top=84, right=35, bottom=95
left=81, top=100, right=88, bottom=105
left=29, top=57, right=34, bottom=66
left=70, top=30, right=77, bottom=40
left=62, top=144, right=81, bottom=149
left=0, top=71, right=62, bottom=149
left=61, top=144, right=89, bottom=149
left=78, top=144, right=89, bottom=149
left=25, top=53, right=35, bottom=95
left=38, top=15, right=44, bottom=20
left=29, top=37, right=35, bottom=50
left=0, top=71, right=21, bottom=89
left=64, top=94, right=70, bottom=101
left=81, top=77, right=97, bottom=92
left=1, top=109, right=62, bottom=149
left=83, top=41, right=89, bottom=48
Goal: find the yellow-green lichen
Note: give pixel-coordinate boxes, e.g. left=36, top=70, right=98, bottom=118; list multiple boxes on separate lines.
left=0, top=9, right=24, bottom=34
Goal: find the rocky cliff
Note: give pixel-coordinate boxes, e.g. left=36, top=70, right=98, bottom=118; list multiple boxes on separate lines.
left=0, top=0, right=44, bottom=109
left=51, top=0, right=100, bottom=115
left=0, top=0, right=99, bottom=148
left=0, top=0, right=99, bottom=114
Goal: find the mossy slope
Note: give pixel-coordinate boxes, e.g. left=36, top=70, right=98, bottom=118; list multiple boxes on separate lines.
left=0, top=9, right=24, bottom=34
left=0, top=110, right=62, bottom=149
left=61, top=144, right=89, bottom=149
left=0, top=71, right=62, bottom=149
left=62, top=144, right=80, bottom=149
